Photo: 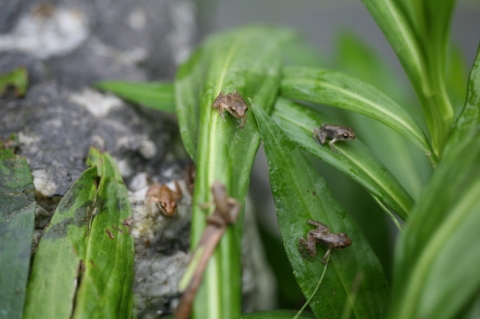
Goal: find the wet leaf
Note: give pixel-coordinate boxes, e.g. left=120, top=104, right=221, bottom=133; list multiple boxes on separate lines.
left=272, top=98, right=413, bottom=220
left=0, top=151, right=35, bottom=319
left=252, top=103, right=390, bottom=319
left=280, top=65, right=434, bottom=162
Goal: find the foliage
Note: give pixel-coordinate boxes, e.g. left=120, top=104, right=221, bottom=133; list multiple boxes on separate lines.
left=1, top=1, right=478, bottom=318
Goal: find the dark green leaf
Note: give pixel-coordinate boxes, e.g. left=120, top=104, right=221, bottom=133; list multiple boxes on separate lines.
left=95, top=81, right=175, bottom=113
left=24, top=167, right=98, bottom=319
left=252, top=103, right=390, bottom=319
left=0, top=67, right=28, bottom=97
left=389, top=47, right=480, bottom=319
left=179, top=26, right=283, bottom=319
left=0, top=151, right=35, bottom=319
left=272, top=98, right=413, bottom=220
left=24, top=148, right=134, bottom=319
left=280, top=65, right=434, bottom=162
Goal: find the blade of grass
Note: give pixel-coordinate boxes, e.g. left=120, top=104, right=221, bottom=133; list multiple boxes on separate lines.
left=180, top=27, right=283, bottom=319
left=95, top=81, right=175, bottom=113
left=252, top=103, right=390, bottom=319
left=272, top=98, right=413, bottom=221
left=389, top=47, right=480, bottom=319
left=280, top=65, right=435, bottom=163
left=0, top=150, right=35, bottom=319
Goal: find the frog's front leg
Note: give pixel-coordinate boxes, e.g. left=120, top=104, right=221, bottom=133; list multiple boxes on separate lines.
left=312, top=127, right=326, bottom=146
left=299, top=232, right=318, bottom=258
left=328, top=138, right=339, bottom=154
left=321, top=249, right=332, bottom=264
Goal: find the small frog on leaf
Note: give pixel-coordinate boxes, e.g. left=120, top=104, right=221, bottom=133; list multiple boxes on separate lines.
left=299, top=219, right=352, bottom=263
left=313, top=124, right=355, bottom=153
left=212, top=90, right=248, bottom=128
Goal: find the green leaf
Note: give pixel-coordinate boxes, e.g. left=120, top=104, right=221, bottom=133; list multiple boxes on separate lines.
left=95, top=81, right=175, bottom=113
left=280, top=65, right=435, bottom=162
left=0, top=151, right=35, bottom=319
left=175, top=47, right=207, bottom=160
left=360, top=0, right=455, bottom=156
left=252, top=103, right=390, bottom=319
left=24, top=167, right=98, bottom=319
left=238, top=310, right=315, bottom=319
left=24, top=148, right=134, bottom=319
left=0, top=67, right=28, bottom=97
left=75, top=148, right=134, bottom=319
left=389, top=47, right=480, bottom=319
left=181, top=27, right=283, bottom=319
left=334, top=31, right=430, bottom=199
left=272, top=98, right=412, bottom=220
left=445, top=45, right=480, bottom=153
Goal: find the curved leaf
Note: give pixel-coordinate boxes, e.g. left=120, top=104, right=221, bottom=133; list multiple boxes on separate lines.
left=280, top=65, right=435, bottom=162
left=95, top=81, right=175, bottom=113
left=252, top=103, right=390, bottom=319
left=181, top=27, right=283, bottom=319
left=0, top=151, right=35, bottom=319
left=389, top=44, right=480, bottom=319
left=272, top=98, right=412, bottom=220
left=360, top=0, right=454, bottom=155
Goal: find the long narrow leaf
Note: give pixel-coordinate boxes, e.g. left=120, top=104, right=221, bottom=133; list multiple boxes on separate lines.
left=361, top=0, right=454, bottom=155
left=280, top=65, right=435, bottom=162
left=95, top=81, right=175, bottom=113
left=272, top=98, right=413, bottom=220
left=0, top=150, right=35, bottom=319
left=389, top=48, right=480, bottom=319
left=252, top=103, right=390, bottom=319
left=178, top=27, right=283, bottom=319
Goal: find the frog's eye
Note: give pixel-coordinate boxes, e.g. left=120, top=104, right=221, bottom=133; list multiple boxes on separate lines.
left=343, top=133, right=350, bottom=138
left=341, top=245, right=346, bottom=248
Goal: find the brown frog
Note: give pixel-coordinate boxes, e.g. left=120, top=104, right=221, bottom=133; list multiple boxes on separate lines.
left=313, top=124, right=355, bottom=153
left=299, top=219, right=352, bottom=263
left=212, top=90, right=248, bottom=128
left=205, top=181, right=240, bottom=227
left=146, top=181, right=182, bottom=216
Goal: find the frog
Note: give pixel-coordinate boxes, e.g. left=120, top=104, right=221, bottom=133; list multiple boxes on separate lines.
left=313, top=124, right=356, bottom=153
left=299, top=219, right=352, bottom=263
left=205, top=181, right=240, bottom=227
left=146, top=181, right=182, bottom=216
left=212, top=90, right=248, bottom=128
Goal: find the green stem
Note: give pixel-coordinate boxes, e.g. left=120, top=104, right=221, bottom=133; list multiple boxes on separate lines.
left=292, top=255, right=330, bottom=319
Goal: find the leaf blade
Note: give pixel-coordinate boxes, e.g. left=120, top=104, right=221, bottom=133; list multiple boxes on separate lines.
left=272, top=98, right=413, bottom=220
left=0, top=151, right=35, bottom=319
left=95, top=81, right=175, bottom=113
left=280, top=65, right=434, bottom=161
left=252, top=103, right=390, bottom=319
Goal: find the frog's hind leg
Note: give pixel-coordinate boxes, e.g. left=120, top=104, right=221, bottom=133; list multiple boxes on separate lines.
left=307, top=220, right=329, bottom=233
left=320, top=249, right=332, bottom=264
left=298, top=233, right=317, bottom=259
left=312, top=127, right=325, bottom=146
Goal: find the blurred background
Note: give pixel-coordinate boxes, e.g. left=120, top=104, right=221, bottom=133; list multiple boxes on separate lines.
left=199, top=0, right=480, bottom=309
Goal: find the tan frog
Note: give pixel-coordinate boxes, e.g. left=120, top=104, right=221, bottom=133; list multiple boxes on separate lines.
left=299, top=219, right=352, bottom=263
left=212, top=90, right=248, bottom=128
left=313, top=124, right=355, bottom=153
left=146, top=181, right=181, bottom=216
